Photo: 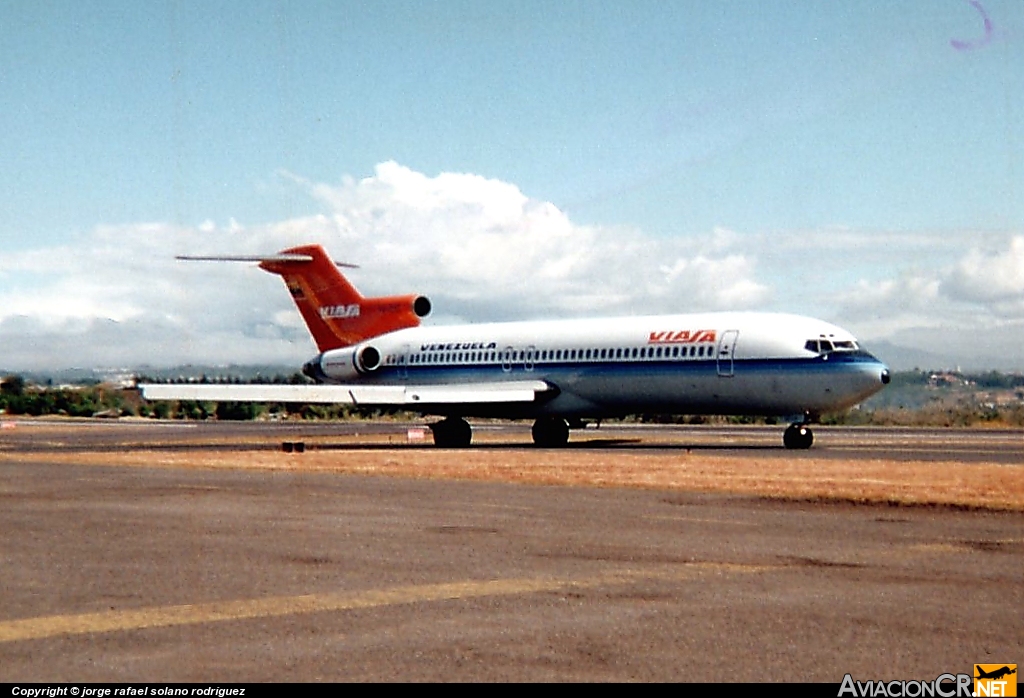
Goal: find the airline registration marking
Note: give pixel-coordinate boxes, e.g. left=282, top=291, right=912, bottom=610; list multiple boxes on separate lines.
left=648, top=330, right=717, bottom=344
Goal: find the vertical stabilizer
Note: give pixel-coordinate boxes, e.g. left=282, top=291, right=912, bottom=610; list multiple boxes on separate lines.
left=178, top=244, right=431, bottom=351
left=258, top=245, right=430, bottom=351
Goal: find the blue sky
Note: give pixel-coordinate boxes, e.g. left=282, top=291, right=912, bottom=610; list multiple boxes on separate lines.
left=1, top=1, right=1023, bottom=371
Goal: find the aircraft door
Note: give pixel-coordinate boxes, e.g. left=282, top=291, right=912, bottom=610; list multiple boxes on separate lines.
left=501, top=346, right=514, bottom=373
left=397, top=344, right=409, bottom=379
left=525, top=345, right=536, bottom=372
left=717, top=330, right=738, bottom=377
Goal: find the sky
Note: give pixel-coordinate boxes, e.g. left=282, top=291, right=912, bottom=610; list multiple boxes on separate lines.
left=1, top=0, right=1023, bottom=372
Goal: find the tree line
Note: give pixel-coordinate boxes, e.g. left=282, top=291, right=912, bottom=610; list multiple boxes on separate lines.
left=2, top=371, right=1022, bottom=426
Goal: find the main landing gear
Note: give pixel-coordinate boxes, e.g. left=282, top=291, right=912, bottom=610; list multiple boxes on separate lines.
left=429, top=417, right=573, bottom=448
left=531, top=417, right=570, bottom=448
left=430, top=417, right=472, bottom=448
left=783, top=423, right=814, bottom=450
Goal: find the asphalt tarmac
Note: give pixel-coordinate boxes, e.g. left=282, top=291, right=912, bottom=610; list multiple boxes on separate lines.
left=0, top=421, right=1021, bottom=681
left=2, top=419, right=1022, bottom=463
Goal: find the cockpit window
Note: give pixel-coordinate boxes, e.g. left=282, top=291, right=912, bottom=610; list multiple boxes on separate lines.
left=805, top=338, right=859, bottom=354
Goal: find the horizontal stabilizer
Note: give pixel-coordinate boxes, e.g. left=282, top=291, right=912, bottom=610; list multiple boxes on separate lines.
left=176, top=254, right=359, bottom=268
left=139, top=380, right=551, bottom=406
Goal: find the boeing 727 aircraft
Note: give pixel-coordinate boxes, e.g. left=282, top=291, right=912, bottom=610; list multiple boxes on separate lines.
left=140, top=244, right=890, bottom=448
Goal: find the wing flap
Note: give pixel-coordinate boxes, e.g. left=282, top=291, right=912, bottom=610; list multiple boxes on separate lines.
left=139, top=384, right=358, bottom=404
left=403, top=382, right=546, bottom=404
left=139, top=380, right=551, bottom=406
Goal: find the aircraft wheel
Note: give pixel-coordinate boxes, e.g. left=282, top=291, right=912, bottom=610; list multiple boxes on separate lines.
left=783, top=423, right=813, bottom=450
left=431, top=417, right=472, bottom=448
left=532, top=417, right=570, bottom=448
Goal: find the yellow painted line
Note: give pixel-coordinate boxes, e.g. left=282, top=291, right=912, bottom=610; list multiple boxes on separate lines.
left=904, top=543, right=964, bottom=554
left=0, top=563, right=773, bottom=644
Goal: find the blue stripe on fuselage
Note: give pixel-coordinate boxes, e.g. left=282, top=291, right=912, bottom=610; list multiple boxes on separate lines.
left=357, top=351, right=884, bottom=384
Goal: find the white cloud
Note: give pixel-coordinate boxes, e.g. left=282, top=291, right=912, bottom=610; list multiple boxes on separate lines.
left=0, top=162, right=769, bottom=370
left=942, top=235, right=1024, bottom=311
left=828, top=235, right=1024, bottom=369
left=280, top=161, right=770, bottom=318
left=835, top=235, right=1024, bottom=327
left=2, top=162, right=1020, bottom=372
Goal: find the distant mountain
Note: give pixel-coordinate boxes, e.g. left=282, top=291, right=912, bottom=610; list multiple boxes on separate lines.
left=861, top=341, right=958, bottom=372
left=0, top=364, right=302, bottom=386
left=861, top=341, right=1021, bottom=373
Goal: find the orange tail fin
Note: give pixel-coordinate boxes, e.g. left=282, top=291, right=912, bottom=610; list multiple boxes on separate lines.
left=258, top=245, right=430, bottom=351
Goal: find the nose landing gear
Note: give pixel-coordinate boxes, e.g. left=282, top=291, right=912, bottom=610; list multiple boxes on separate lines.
left=783, top=423, right=814, bottom=450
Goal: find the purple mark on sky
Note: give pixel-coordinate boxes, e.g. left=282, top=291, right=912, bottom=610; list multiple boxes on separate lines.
left=950, top=0, right=994, bottom=51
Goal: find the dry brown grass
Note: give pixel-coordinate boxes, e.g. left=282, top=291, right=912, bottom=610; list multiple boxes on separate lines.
left=5, top=431, right=1022, bottom=511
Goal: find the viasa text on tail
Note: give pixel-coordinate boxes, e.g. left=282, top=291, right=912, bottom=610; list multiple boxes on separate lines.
left=140, top=244, right=891, bottom=448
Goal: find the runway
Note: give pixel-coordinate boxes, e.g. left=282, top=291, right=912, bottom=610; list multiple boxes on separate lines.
left=2, top=418, right=1022, bottom=463
left=0, top=420, right=1021, bottom=681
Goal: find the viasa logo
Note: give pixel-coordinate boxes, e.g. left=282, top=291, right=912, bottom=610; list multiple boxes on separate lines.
left=648, top=329, right=717, bottom=344
left=975, top=665, right=1017, bottom=697
left=319, top=304, right=361, bottom=319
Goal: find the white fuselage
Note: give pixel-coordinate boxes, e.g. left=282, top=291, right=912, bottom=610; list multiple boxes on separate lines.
left=307, top=312, right=890, bottom=420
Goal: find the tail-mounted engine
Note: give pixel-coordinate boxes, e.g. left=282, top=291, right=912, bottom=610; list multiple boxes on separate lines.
left=302, top=342, right=385, bottom=383
left=354, top=345, right=382, bottom=373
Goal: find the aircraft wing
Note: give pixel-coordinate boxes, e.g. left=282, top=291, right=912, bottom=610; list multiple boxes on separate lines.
left=138, top=380, right=552, bottom=406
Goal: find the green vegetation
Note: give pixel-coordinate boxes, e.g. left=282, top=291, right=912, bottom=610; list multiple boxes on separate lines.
left=1, top=370, right=1021, bottom=427
left=0, top=375, right=128, bottom=418
left=831, top=369, right=1024, bottom=427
